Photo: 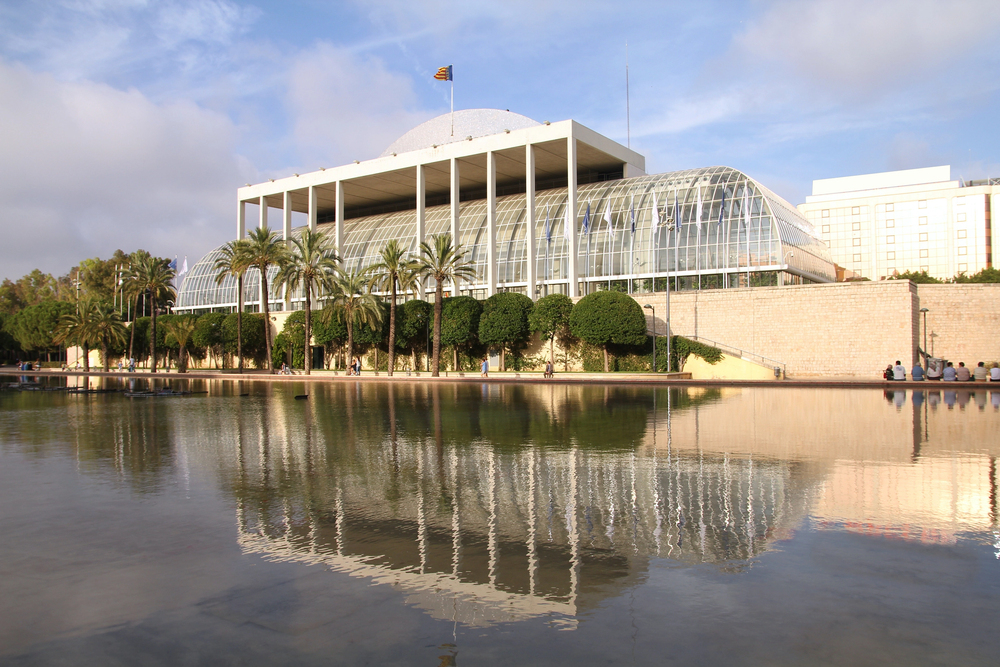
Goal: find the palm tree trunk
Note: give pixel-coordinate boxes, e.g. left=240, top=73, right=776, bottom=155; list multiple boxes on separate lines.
left=346, top=320, right=354, bottom=373
left=103, top=343, right=110, bottom=372
left=128, top=293, right=139, bottom=361
left=260, top=268, right=274, bottom=373
left=432, top=280, right=443, bottom=376
left=150, top=299, right=158, bottom=373
left=83, top=344, right=90, bottom=373
left=603, top=346, right=609, bottom=372
left=550, top=336, right=555, bottom=363
left=179, top=345, right=187, bottom=373
left=304, top=280, right=312, bottom=375
left=387, top=280, right=396, bottom=376
left=237, top=274, right=244, bottom=373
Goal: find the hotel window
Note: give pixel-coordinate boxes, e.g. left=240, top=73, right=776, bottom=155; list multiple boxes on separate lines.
left=852, top=222, right=861, bottom=231
left=886, top=219, right=894, bottom=228
left=957, top=229, right=967, bottom=239
left=822, top=225, right=830, bottom=233
left=853, top=254, right=862, bottom=262
left=957, top=213, right=966, bottom=222
left=821, top=209, right=830, bottom=218
left=886, top=235, right=895, bottom=244
left=885, top=203, right=894, bottom=212
left=852, top=206, right=860, bottom=215
left=919, top=233, right=928, bottom=242
left=853, top=238, right=862, bottom=246
left=919, top=249, right=929, bottom=258
left=918, top=200, right=927, bottom=209
left=887, top=251, right=895, bottom=260
left=958, top=263, right=968, bottom=272
left=919, top=216, right=928, bottom=225
left=958, top=246, right=967, bottom=256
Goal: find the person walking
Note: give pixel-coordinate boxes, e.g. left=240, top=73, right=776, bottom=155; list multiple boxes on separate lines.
left=480, top=356, right=489, bottom=378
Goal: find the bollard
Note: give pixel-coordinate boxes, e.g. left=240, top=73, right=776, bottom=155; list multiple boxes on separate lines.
left=774, top=366, right=781, bottom=379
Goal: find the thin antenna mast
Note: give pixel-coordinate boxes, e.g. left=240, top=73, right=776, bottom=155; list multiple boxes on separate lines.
left=626, top=41, right=631, bottom=148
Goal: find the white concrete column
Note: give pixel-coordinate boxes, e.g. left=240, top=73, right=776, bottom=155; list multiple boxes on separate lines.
left=308, top=185, right=317, bottom=232
left=283, top=191, right=292, bottom=310
left=525, top=144, right=537, bottom=300
left=258, top=196, right=267, bottom=311
left=335, top=181, right=345, bottom=257
left=487, top=151, right=497, bottom=296
left=416, top=164, right=426, bottom=248
left=566, top=137, right=579, bottom=297
left=237, top=199, right=246, bottom=239
left=258, top=196, right=267, bottom=230
left=450, top=157, right=461, bottom=294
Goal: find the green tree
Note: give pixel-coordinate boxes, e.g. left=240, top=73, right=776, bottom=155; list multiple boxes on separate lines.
left=243, top=227, right=289, bottom=373
left=273, top=229, right=339, bottom=375
left=161, top=315, right=198, bottom=372
left=954, top=267, right=1000, bottom=283
left=440, top=296, right=482, bottom=370
left=312, top=309, right=348, bottom=369
left=223, top=313, right=267, bottom=368
left=397, top=299, right=431, bottom=371
left=324, top=268, right=383, bottom=371
left=88, top=301, right=129, bottom=371
left=274, top=311, right=306, bottom=369
left=54, top=300, right=97, bottom=371
left=417, top=233, right=477, bottom=376
left=479, top=292, right=534, bottom=371
left=569, top=291, right=647, bottom=372
left=365, top=239, right=418, bottom=376
left=212, top=239, right=251, bottom=372
left=529, top=293, right=574, bottom=365
left=124, top=255, right=175, bottom=372
left=120, top=249, right=154, bottom=361
left=192, top=312, right=227, bottom=368
left=887, top=270, right=942, bottom=284
left=11, top=300, right=75, bottom=362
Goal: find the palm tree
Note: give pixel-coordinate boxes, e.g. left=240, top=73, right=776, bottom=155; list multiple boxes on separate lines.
left=417, top=233, right=477, bottom=376
left=365, top=239, right=418, bottom=376
left=121, top=249, right=152, bottom=362
left=55, top=299, right=97, bottom=372
left=274, top=229, right=339, bottom=375
left=213, top=239, right=250, bottom=372
left=243, top=227, right=289, bottom=373
left=161, top=316, right=198, bottom=373
left=128, top=256, right=176, bottom=372
left=88, top=301, right=129, bottom=371
left=324, top=268, right=383, bottom=372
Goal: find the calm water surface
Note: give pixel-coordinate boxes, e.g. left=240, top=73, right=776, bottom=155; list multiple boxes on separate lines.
left=1, top=376, right=998, bottom=665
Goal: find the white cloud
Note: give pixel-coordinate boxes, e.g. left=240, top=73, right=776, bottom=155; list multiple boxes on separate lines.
left=285, top=43, right=437, bottom=168
left=733, top=0, right=1000, bottom=96
left=0, top=59, right=252, bottom=281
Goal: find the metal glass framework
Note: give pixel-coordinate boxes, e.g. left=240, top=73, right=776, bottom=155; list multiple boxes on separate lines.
left=176, top=166, right=834, bottom=313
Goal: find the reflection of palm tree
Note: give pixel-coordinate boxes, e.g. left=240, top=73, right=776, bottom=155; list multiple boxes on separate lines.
left=324, top=268, right=383, bottom=372
left=213, top=239, right=250, bottom=372
left=417, top=234, right=477, bottom=376
left=243, top=227, right=289, bottom=373
left=127, top=255, right=176, bottom=372
left=274, top=229, right=339, bottom=374
left=366, top=239, right=418, bottom=376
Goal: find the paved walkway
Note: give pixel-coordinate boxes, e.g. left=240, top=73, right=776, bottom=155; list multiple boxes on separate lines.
left=9, top=367, right=999, bottom=389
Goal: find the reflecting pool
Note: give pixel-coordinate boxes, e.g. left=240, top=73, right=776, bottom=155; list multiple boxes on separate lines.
left=1, top=377, right=998, bottom=665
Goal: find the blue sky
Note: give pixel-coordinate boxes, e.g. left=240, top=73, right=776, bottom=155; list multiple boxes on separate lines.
left=2, top=0, right=998, bottom=281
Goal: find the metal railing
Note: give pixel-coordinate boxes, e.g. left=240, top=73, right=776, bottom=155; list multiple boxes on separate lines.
left=682, top=334, right=787, bottom=378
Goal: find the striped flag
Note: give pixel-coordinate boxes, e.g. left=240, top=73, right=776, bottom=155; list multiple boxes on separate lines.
left=674, top=190, right=681, bottom=232
left=604, top=201, right=613, bottom=245
left=582, top=202, right=591, bottom=235
left=545, top=205, right=551, bottom=244
left=718, top=191, right=725, bottom=227
left=629, top=196, right=636, bottom=236
left=434, top=65, right=453, bottom=81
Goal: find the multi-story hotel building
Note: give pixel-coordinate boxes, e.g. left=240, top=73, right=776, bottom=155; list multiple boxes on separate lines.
left=798, top=166, right=999, bottom=281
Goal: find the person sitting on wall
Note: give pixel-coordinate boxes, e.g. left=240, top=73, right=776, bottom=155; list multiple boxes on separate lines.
left=544, top=360, right=554, bottom=379
left=942, top=361, right=957, bottom=381
left=973, top=361, right=988, bottom=382
left=955, top=361, right=971, bottom=382
left=911, top=363, right=924, bottom=381
left=893, top=361, right=906, bottom=381
left=990, top=363, right=1000, bottom=382
left=883, top=364, right=894, bottom=381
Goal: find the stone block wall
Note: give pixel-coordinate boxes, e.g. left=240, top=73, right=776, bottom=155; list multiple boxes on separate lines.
left=915, top=284, right=1000, bottom=365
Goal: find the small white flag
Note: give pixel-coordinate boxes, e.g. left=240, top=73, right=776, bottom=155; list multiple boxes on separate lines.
left=564, top=203, right=573, bottom=241
left=604, top=202, right=613, bottom=245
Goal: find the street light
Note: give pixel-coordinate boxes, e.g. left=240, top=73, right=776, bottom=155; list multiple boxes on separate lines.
left=919, top=307, right=929, bottom=363
left=643, top=304, right=656, bottom=372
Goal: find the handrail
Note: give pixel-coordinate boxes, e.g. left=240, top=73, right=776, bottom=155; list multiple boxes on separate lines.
left=681, top=334, right=787, bottom=377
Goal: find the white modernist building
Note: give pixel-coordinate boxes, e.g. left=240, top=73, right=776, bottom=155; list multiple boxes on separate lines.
left=798, top=166, right=999, bottom=281
left=176, top=110, right=834, bottom=313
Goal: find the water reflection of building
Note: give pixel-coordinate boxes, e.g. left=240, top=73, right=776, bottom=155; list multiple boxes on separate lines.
left=228, top=384, right=815, bottom=627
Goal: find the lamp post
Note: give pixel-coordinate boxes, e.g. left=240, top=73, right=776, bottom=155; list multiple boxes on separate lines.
left=644, top=304, right=656, bottom=373
left=919, top=307, right=929, bottom=363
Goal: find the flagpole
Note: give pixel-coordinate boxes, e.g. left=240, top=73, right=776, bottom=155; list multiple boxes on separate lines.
left=626, top=41, right=631, bottom=149
left=450, top=79, right=454, bottom=137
